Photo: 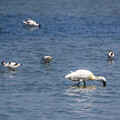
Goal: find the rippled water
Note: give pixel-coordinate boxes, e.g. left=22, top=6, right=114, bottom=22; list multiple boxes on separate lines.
left=0, top=0, right=120, bottom=120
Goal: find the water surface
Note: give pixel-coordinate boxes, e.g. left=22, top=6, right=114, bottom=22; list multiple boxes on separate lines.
left=0, top=0, right=120, bottom=120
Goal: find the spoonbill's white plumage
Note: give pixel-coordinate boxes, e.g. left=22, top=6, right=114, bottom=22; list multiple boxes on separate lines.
left=1, top=61, right=22, bottom=69
left=65, top=69, right=106, bottom=86
left=41, top=56, right=53, bottom=64
left=23, top=18, right=40, bottom=27
left=107, top=51, right=114, bottom=59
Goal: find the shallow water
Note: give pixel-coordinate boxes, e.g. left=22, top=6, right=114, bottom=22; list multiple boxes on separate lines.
left=0, top=0, right=120, bottom=120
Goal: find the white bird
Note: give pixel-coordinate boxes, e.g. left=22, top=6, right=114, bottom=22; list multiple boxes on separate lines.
left=65, top=69, right=106, bottom=86
left=107, top=51, right=114, bottom=59
left=23, top=18, right=40, bottom=27
left=41, top=56, right=53, bottom=64
left=1, top=61, right=22, bottom=69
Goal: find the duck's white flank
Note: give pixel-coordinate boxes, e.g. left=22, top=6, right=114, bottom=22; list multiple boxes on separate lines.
left=65, top=69, right=106, bottom=86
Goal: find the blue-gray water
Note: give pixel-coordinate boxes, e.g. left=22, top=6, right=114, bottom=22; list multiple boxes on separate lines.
left=0, top=0, right=120, bottom=120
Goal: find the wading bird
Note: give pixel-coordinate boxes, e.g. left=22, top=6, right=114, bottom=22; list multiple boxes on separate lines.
left=41, top=56, right=53, bottom=64
left=65, top=69, right=106, bottom=86
left=23, top=18, right=40, bottom=27
left=107, top=51, right=114, bottom=59
left=1, top=61, right=22, bottom=69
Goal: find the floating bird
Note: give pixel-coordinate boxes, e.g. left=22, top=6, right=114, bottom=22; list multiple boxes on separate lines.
left=1, top=61, right=22, bottom=69
left=41, top=56, right=53, bottom=64
left=23, top=18, right=40, bottom=27
left=107, top=51, right=114, bottom=59
left=65, top=69, right=106, bottom=86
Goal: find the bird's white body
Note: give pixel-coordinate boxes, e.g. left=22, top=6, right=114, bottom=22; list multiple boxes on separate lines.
left=23, top=18, right=40, bottom=27
left=65, top=70, right=93, bottom=81
left=1, top=61, right=21, bottom=69
left=107, top=51, right=114, bottom=59
left=65, top=69, right=106, bottom=86
left=41, top=56, right=53, bottom=64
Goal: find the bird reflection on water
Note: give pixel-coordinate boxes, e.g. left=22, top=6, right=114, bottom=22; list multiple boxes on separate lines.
left=64, top=85, right=101, bottom=114
left=107, top=59, right=114, bottom=64
left=66, top=85, right=99, bottom=95
left=1, top=70, right=18, bottom=73
left=65, top=85, right=103, bottom=98
left=0, top=70, right=18, bottom=79
left=23, top=26, right=39, bottom=31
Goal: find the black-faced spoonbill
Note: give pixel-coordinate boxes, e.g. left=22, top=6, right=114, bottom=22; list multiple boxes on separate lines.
left=65, top=69, right=106, bottom=86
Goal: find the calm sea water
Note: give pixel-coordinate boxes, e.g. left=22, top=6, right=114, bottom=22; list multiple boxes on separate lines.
left=0, top=0, right=120, bottom=120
